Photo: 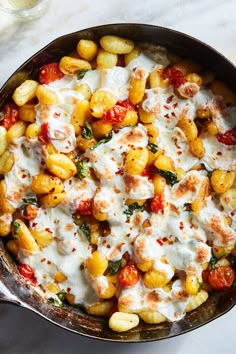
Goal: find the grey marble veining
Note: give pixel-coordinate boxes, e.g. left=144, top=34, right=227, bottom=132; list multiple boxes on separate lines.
left=0, top=1, right=235, bottom=353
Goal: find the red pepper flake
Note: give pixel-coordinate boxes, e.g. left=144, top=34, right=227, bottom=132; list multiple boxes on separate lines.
left=230, top=211, right=235, bottom=217
left=41, top=258, right=46, bottom=263
left=45, top=227, right=53, bottom=234
left=32, top=222, right=37, bottom=227
left=166, top=95, right=174, bottom=103
left=106, top=244, right=111, bottom=249
left=163, top=104, right=171, bottom=110
left=216, top=151, right=222, bottom=156
left=172, top=102, right=178, bottom=109
left=67, top=287, right=71, bottom=292
left=72, top=248, right=76, bottom=252
left=47, top=260, right=51, bottom=265
left=164, top=113, right=169, bottom=118
left=179, top=221, right=184, bottom=230
left=157, top=239, right=163, bottom=246
left=21, top=174, right=27, bottom=179
left=190, top=224, right=193, bottom=229
left=177, top=151, right=182, bottom=155
left=163, top=237, right=167, bottom=242
left=171, top=112, right=176, bottom=117
left=53, top=112, right=61, bottom=118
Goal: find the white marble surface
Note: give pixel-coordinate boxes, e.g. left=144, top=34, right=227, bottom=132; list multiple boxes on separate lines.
left=0, top=0, right=235, bottom=353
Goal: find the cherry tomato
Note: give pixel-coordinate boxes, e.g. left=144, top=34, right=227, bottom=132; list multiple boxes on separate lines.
left=117, top=99, right=135, bottom=110
left=18, top=264, right=34, bottom=279
left=208, top=266, right=235, bottom=290
left=119, top=264, right=139, bottom=288
left=217, top=127, right=236, bottom=145
left=103, top=105, right=127, bottom=124
left=39, top=62, right=64, bottom=84
left=141, top=164, right=156, bottom=179
left=0, top=103, right=19, bottom=130
left=77, top=199, right=92, bottom=215
left=162, top=66, right=186, bottom=89
left=20, top=204, right=38, bottom=220
left=39, top=122, right=49, bottom=144
left=150, top=193, right=165, bottom=213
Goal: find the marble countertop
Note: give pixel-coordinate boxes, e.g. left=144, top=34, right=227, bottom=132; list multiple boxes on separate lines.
left=0, top=0, right=235, bottom=353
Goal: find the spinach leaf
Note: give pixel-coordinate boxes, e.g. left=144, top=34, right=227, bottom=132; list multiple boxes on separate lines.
left=76, top=160, right=89, bottom=179
left=91, top=131, right=113, bottom=150
left=13, top=221, right=20, bottom=235
left=80, top=221, right=91, bottom=242
left=183, top=202, right=192, bottom=212
left=22, top=197, right=40, bottom=207
left=48, top=290, right=66, bottom=308
left=77, top=69, right=91, bottom=80
left=81, top=122, right=93, bottom=140
left=108, top=260, right=122, bottom=275
left=210, top=254, right=218, bottom=270
left=147, top=141, right=158, bottom=153
left=124, top=202, right=144, bottom=219
left=156, top=169, right=178, bottom=186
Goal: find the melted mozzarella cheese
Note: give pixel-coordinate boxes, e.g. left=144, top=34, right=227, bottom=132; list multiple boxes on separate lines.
left=5, top=138, right=43, bottom=208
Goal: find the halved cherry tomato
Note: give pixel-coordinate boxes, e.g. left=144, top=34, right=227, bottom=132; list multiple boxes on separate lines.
left=0, top=103, right=19, bottom=130
left=39, top=62, right=64, bottom=84
left=18, top=264, right=34, bottom=279
left=77, top=199, right=92, bottom=215
left=208, top=266, right=235, bottom=290
left=20, top=204, right=38, bottom=220
left=217, top=127, right=236, bottom=145
left=141, top=164, right=156, bottom=179
left=119, top=264, right=139, bottom=288
left=150, top=193, right=165, bottom=213
left=103, top=105, right=127, bottom=124
left=39, top=122, right=49, bottom=144
left=117, top=98, right=135, bottom=110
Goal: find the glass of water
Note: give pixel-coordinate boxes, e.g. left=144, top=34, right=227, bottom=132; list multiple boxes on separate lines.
left=0, top=0, right=50, bottom=20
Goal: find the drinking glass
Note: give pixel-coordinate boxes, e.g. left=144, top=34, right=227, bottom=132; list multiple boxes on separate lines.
left=0, top=0, right=50, bottom=20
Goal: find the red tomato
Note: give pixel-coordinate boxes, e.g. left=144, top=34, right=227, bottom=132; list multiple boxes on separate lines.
left=77, top=199, right=92, bottom=215
left=162, top=66, right=186, bottom=89
left=18, top=264, right=34, bottom=279
left=117, top=99, right=135, bottom=110
left=0, top=103, right=19, bottom=130
left=39, top=62, right=64, bottom=84
left=103, top=105, right=127, bottom=124
left=217, top=127, right=236, bottom=145
left=20, top=204, right=38, bottom=220
left=150, top=193, right=165, bottom=213
left=119, top=264, right=139, bottom=288
left=141, top=164, right=156, bottom=179
left=208, top=266, right=235, bottom=290
left=39, top=122, right=49, bottom=144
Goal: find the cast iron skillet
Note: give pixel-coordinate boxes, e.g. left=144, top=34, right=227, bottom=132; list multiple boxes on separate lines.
left=0, top=23, right=235, bottom=342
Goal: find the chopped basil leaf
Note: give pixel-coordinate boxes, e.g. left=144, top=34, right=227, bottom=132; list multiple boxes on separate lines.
left=210, top=254, right=218, bottom=270
left=80, top=221, right=91, bottom=242
left=156, top=169, right=178, bottom=186
left=48, top=297, right=63, bottom=308
left=108, top=259, right=122, bottom=275
left=81, top=122, right=93, bottom=140
left=198, top=281, right=203, bottom=290
left=77, top=69, right=91, bottom=80
left=22, top=197, right=40, bottom=207
left=13, top=221, right=20, bottom=235
left=183, top=202, right=192, bottom=212
left=91, top=131, right=113, bottom=150
left=57, top=290, right=66, bottom=302
left=147, top=141, right=158, bottom=153
left=124, top=202, right=144, bottom=219
left=76, top=160, right=89, bottom=179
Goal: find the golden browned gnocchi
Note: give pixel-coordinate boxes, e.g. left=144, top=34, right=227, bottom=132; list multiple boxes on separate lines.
left=0, top=34, right=235, bottom=334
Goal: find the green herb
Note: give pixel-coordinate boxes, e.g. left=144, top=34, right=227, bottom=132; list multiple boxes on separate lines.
left=81, top=122, right=93, bottom=140
left=22, top=197, right=40, bottom=207
left=147, top=141, right=158, bottom=153
left=198, top=281, right=203, bottom=290
left=108, top=260, right=122, bottom=276
left=210, top=254, right=218, bottom=270
left=183, top=202, right=192, bottom=212
left=77, top=69, right=91, bottom=80
left=80, top=221, right=91, bottom=242
left=13, top=221, right=20, bottom=235
left=124, top=202, right=144, bottom=219
left=156, top=169, right=178, bottom=186
left=91, top=131, right=113, bottom=150
left=48, top=289, right=66, bottom=308
left=76, top=160, right=89, bottom=179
